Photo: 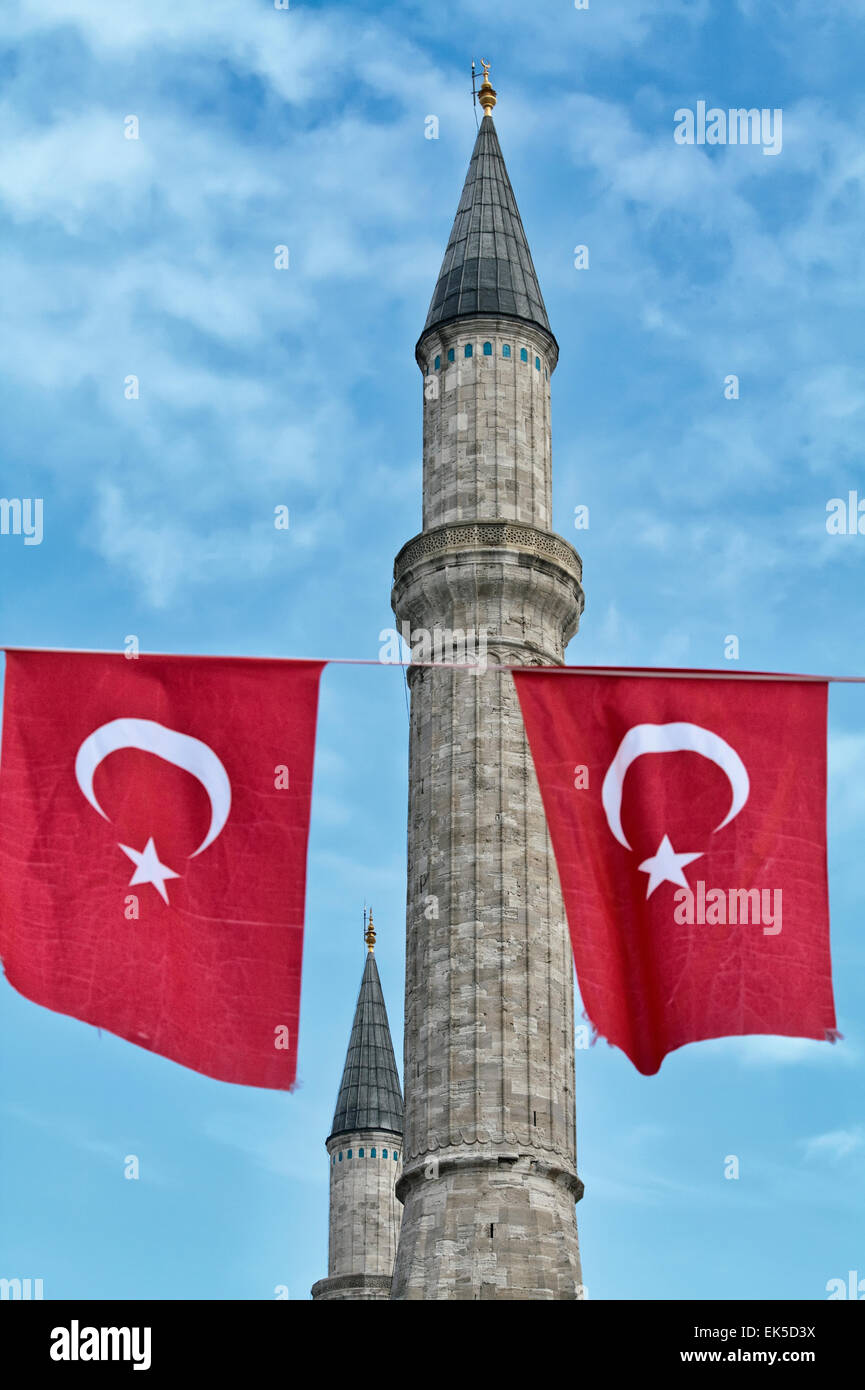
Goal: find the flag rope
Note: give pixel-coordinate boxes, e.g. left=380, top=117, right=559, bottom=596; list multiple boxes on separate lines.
left=2, top=646, right=865, bottom=682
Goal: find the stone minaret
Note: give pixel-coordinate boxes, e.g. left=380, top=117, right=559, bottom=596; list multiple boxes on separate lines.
left=311, top=912, right=404, bottom=1301
left=390, top=70, right=586, bottom=1299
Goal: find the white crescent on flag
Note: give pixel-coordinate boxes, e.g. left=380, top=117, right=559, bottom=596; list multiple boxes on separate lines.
left=601, top=721, right=750, bottom=851
left=75, top=717, right=231, bottom=856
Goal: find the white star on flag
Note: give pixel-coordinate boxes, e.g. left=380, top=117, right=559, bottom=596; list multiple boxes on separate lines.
left=119, top=837, right=180, bottom=904
left=637, top=834, right=703, bottom=899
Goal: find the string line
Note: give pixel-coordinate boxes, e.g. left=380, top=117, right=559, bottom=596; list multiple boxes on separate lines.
left=1, top=647, right=864, bottom=683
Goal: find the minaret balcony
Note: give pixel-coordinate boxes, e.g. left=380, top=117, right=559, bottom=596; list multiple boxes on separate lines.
left=392, top=519, right=584, bottom=664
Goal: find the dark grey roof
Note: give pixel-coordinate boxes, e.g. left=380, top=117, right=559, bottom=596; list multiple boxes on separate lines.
left=329, top=952, right=404, bottom=1139
left=421, top=114, right=552, bottom=339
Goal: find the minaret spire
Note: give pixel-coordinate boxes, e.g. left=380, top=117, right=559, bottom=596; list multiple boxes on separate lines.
left=420, top=94, right=552, bottom=342
left=329, top=939, right=402, bottom=1139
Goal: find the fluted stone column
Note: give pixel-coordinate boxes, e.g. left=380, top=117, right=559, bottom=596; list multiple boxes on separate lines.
left=390, top=306, right=585, bottom=1298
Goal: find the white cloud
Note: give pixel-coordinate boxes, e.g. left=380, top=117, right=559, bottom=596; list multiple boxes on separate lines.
left=699, top=1035, right=858, bottom=1068
left=454, top=0, right=712, bottom=61
left=800, top=1126, right=864, bottom=1163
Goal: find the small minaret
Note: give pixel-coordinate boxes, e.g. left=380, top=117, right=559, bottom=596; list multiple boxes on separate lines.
left=311, top=912, right=405, bottom=1301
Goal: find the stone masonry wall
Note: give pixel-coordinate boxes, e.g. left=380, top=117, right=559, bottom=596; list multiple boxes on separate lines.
left=311, top=1129, right=403, bottom=1302
left=390, top=315, right=586, bottom=1299
left=417, top=317, right=555, bottom=533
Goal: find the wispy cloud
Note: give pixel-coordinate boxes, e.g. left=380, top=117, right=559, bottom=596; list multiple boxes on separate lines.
left=0, top=1100, right=173, bottom=1184
left=800, top=1127, right=865, bottom=1163
left=698, top=1035, right=859, bottom=1068
left=201, top=1108, right=326, bottom=1186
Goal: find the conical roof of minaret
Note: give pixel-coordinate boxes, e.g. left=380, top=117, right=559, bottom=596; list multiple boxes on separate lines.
left=421, top=109, right=552, bottom=340
left=328, top=946, right=404, bottom=1140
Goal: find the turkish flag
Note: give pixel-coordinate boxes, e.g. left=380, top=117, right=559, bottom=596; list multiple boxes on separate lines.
left=0, top=652, right=324, bottom=1089
left=513, top=670, right=836, bottom=1074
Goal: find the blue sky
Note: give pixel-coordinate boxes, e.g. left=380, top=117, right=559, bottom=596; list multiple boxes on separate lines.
left=1, top=0, right=864, bottom=1300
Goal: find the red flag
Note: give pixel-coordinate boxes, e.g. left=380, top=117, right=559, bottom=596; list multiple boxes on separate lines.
left=513, top=670, right=836, bottom=1074
left=0, top=652, right=324, bottom=1089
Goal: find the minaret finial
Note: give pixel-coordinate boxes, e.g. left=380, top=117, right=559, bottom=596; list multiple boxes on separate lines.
left=477, top=60, right=496, bottom=117
left=364, top=907, right=376, bottom=953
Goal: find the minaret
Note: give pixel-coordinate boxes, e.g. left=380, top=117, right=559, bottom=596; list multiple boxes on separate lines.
left=311, top=912, right=405, bottom=1301
left=390, top=68, right=586, bottom=1299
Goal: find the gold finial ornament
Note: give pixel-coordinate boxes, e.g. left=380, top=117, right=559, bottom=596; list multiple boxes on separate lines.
left=364, top=908, right=376, bottom=953
left=477, top=60, right=496, bottom=116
